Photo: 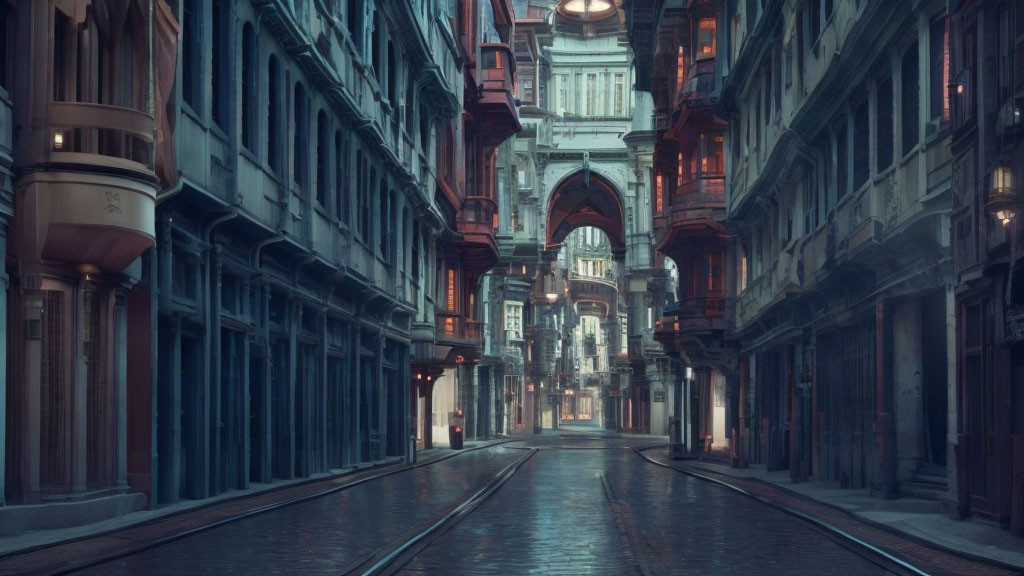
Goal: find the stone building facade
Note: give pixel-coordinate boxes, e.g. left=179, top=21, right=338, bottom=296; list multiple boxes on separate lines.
left=948, top=0, right=1024, bottom=536
left=0, top=0, right=516, bottom=535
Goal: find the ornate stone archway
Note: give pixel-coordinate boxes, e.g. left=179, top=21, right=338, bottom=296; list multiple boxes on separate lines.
left=545, top=168, right=626, bottom=258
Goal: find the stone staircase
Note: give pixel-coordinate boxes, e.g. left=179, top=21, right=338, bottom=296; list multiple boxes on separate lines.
left=900, top=461, right=949, bottom=501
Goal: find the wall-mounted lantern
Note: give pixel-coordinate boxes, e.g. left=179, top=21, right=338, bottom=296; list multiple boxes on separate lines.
left=988, top=163, right=1017, bottom=226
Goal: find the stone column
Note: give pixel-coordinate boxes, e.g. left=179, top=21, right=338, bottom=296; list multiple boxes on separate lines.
left=893, top=299, right=924, bottom=486
left=115, top=290, right=128, bottom=488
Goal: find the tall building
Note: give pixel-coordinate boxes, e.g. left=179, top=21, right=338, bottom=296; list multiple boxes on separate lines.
left=0, top=0, right=516, bottom=534
left=630, top=0, right=958, bottom=493
left=411, top=0, right=520, bottom=449
left=629, top=0, right=733, bottom=458
left=948, top=0, right=1024, bottom=535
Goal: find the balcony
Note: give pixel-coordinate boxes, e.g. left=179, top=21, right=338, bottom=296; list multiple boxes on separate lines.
left=456, top=196, right=500, bottom=269
left=436, top=313, right=482, bottom=345
left=18, top=101, right=157, bottom=273
left=660, top=295, right=729, bottom=333
left=672, top=178, right=725, bottom=208
left=479, top=44, right=521, bottom=147
left=568, top=272, right=617, bottom=318
left=656, top=178, right=726, bottom=254
left=49, top=102, right=155, bottom=175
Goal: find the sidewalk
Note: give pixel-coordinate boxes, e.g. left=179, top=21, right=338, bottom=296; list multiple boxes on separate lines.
left=0, top=439, right=506, bottom=574
left=654, top=451, right=1024, bottom=575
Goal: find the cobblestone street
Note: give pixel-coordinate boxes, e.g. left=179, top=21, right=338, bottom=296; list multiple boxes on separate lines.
left=397, top=432, right=890, bottom=576
left=2, top=429, right=956, bottom=575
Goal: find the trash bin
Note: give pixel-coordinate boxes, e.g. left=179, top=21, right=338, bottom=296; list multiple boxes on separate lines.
left=448, top=409, right=465, bottom=450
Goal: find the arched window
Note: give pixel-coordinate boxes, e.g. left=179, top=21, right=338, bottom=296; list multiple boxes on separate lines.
left=182, top=0, right=201, bottom=111
left=335, top=129, right=346, bottom=221
left=379, top=181, right=388, bottom=257
left=293, top=83, right=307, bottom=187
left=267, top=56, right=281, bottom=173
left=371, top=10, right=381, bottom=78
left=212, top=0, right=228, bottom=128
left=437, top=122, right=456, bottom=188
left=412, top=221, right=421, bottom=277
left=390, top=190, right=398, bottom=262
left=241, top=24, right=257, bottom=152
left=316, top=110, right=328, bottom=206
left=387, top=41, right=397, bottom=105
left=403, top=207, right=411, bottom=272
left=347, top=0, right=362, bottom=51
left=405, top=72, right=416, bottom=127
left=419, top=106, right=430, bottom=152
left=362, top=165, right=374, bottom=240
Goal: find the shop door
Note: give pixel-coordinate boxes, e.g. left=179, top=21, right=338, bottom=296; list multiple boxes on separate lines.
left=962, top=299, right=997, bottom=516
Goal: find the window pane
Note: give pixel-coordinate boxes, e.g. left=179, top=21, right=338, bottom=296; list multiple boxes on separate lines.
left=697, top=18, right=716, bottom=57
left=877, top=77, right=894, bottom=170
left=614, top=73, right=624, bottom=115
left=853, top=100, right=869, bottom=190
left=902, top=44, right=920, bottom=155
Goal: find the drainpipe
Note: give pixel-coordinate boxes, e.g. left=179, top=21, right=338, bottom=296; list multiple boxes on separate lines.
left=250, top=233, right=287, bottom=271
left=202, top=209, right=237, bottom=491
left=155, top=178, right=184, bottom=206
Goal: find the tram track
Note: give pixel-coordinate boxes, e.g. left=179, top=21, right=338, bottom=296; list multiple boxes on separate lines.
left=0, top=441, right=516, bottom=576
left=631, top=445, right=1013, bottom=576
left=340, top=448, right=537, bottom=576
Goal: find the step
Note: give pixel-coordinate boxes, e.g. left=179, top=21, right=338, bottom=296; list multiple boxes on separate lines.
left=910, top=472, right=948, bottom=486
left=900, top=481, right=948, bottom=501
left=916, top=461, right=947, bottom=476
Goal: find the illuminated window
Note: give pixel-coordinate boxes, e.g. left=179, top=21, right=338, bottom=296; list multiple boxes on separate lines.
left=484, top=48, right=504, bottom=69
left=655, top=173, right=664, bottom=214
left=447, top=267, right=457, bottom=312
left=929, top=16, right=950, bottom=123
left=676, top=46, right=685, bottom=96
left=677, top=152, right=683, bottom=186
left=697, top=18, right=716, bottom=58
left=563, top=0, right=612, bottom=12
left=700, top=133, right=725, bottom=175
left=739, top=253, right=748, bottom=292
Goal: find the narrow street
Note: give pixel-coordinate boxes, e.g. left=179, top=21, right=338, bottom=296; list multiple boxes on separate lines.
left=43, top=428, right=894, bottom=576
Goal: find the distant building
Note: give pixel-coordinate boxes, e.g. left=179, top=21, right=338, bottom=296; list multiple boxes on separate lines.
left=484, top=0, right=671, bottom=435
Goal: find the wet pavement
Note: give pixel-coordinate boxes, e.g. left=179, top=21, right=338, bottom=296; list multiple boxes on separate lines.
left=397, top=434, right=889, bottom=576
left=26, top=428, right=922, bottom=575
left=71, top=448, right=522, bottom=576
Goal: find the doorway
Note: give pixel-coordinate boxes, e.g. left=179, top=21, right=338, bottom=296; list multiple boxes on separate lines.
left=921, top=292, right=948, bottom=466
